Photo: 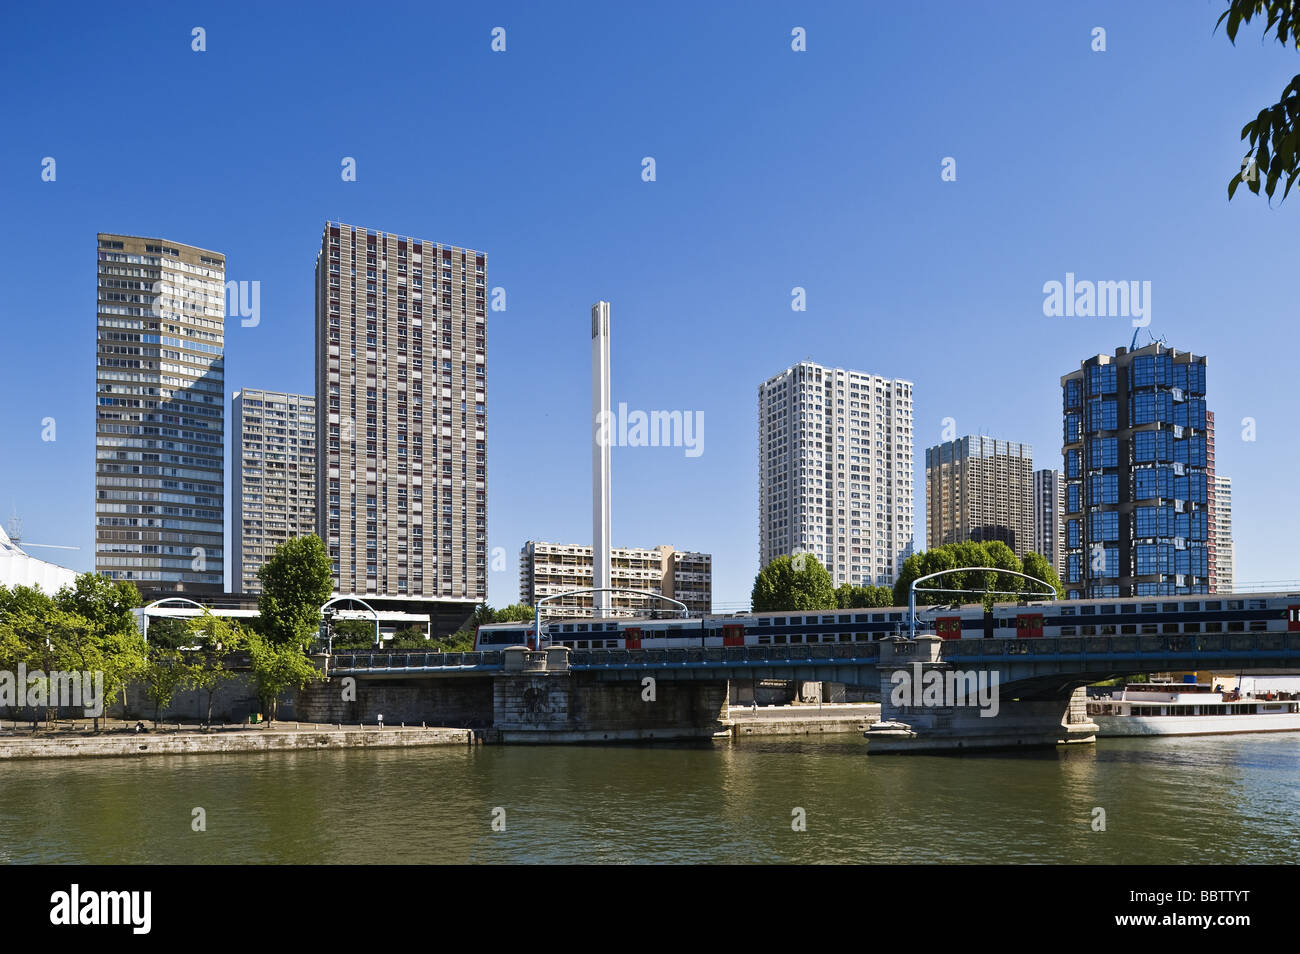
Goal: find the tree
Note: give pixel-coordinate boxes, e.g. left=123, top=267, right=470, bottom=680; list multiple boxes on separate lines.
left=1220, top=1, right=1300, bottom=203
left=751, top=554, right=836, bottom=612
left=834, top=584, right=895, bottom=609
left=142, top=647, right=192, bottom=727
left=330, top=619, right=378, bottom=650
left=494, top=603, right=536, bottom=623
left=246, top=629, right=323, bottom=723
left=185, top=611, right=245, bottom=725
left=893, top=541, right=1032, bottom=608
left=1021, top=552, right=1065, bottom=600
left=257, top=535, right=333, bottom=648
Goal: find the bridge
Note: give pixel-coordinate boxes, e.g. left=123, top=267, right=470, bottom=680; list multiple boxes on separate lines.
left=308, top=631, right=1300, bottom=749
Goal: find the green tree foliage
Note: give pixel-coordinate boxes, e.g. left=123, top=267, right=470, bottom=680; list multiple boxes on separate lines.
left=143, top=647, right=193, bottom=726
left=0, top=575, right=147, bottom=727
left=330, top=618, right=378, bottom=650
left=1021, top=551, right=1065, bottom=599
left=185, top=611, right=245, bottom=724
left=257, top=535, right=333, bottom=648
left=833, top=584, right=896, bottom=609
left=246, top=629, right=322, bottom=723
left=1219, top=1, right=1300, bottom=202
left=893, top=542, right=1060, bottom=608
left=494, top=603, right=536, bottom=623
left=751, top=554, right=836, bottom=612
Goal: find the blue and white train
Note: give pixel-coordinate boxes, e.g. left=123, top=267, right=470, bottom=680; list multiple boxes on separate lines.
left=474, top=593, right=1300, bottom=651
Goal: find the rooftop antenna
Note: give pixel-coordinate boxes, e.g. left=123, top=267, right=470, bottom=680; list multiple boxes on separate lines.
left=6, top=504, right=80, bottom=552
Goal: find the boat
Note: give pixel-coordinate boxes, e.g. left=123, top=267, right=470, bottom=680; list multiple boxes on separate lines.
left=1087, top=682, right=1300, bottom=737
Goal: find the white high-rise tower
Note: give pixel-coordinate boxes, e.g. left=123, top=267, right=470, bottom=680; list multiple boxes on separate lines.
left=591, top=302, right=612, bottom=614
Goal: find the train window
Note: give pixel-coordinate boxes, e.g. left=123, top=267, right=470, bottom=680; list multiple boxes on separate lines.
left=1060, top=626, right=1077, bottom=636
left=1100, top=624, right=1116, bottom=635
left=1227, top=601, right=1243, bottom=611
left=1205, top=622, right=1223, bottom=632
left=1120, top=604, right=1137, bottom=614
left=1121, top=624, right=1137, bottom=635
left=1081, top=625, right=1097, bottom=636
left=562, top=625, right=574, bottom=633
left=1184, top=623, right=1200, bottom=633
left=1205, top=601, right=1221, bottom=611
left=1162, top=623, right=1179, bottom=634
left=577, top=640, right=589, bottom=649
left=1161, top=603, right=1178, bottom=613
left=855, top=633, right=869, bottom=642
left=822, top=616, right=836, bottom=624
left=1249, top=599, right=1267, bottom=611
left=854, top=614, right=869, bottom=623
left=1100, top=605, right=1116, bottom=614
left=1227, top=620, right=1245, bottom=632
left=1183, top=602, right=1200, bottom=612
left=1141, top=623, right=1157, bottom=634
left=774, top=618, right=787, bottom=626
left=1250, top=620, right=1268, bottom=631
left=1060, top=606, right=1076, bottom=616
left=757, top=634, right=771, bottom=644
left=774, top=634, right=787, bottom=645
left=756, top=618, right=769, bottom=626
left=1141, top=603, right=1157, bottom=613
left=1080, top=606, right=1096, bottom=615
left=838, top=615, right=851, bottom=623
left=576, top=624, right=588, bottom=632
left=839, top=633, right=851, bottom=642
left=791, top=634, right=804, bottom=644
left=872, top=614, right=885, bottom=622
left=889, top=613, right=902, bottom=622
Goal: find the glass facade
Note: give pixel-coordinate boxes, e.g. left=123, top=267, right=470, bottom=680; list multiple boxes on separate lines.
left=1060, top=344, right=1209, bottom=599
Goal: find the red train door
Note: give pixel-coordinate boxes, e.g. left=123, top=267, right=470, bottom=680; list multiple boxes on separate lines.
left=1288, top=606, right=1300, bottom=632
left=935, top=616, right=962, bottom=640
left=624, top=627, right=641, bottom=649
left=722, top=624, right=746, bottom=646
left=1016, top=613, right=1044, bottom=638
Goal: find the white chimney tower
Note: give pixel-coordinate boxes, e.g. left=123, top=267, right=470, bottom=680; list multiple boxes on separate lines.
left=592, top=301, right=612, bottom=615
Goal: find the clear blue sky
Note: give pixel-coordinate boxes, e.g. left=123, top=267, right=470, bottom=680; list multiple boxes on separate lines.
left=1, top=1, right=1295, bottom=609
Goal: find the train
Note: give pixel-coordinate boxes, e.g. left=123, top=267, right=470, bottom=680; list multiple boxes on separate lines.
left=474, top=593, right=1300, bottom=651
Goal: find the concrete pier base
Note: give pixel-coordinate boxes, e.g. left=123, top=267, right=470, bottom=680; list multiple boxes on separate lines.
left=863, top=636, right=1098, bottom=753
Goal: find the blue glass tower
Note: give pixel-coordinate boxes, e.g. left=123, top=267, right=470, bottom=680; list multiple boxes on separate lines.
left=1061, top=343, right=1209, bottom=599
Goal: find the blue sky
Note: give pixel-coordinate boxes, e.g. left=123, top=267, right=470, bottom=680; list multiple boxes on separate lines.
left=1, top=1, right=1296, bottom=609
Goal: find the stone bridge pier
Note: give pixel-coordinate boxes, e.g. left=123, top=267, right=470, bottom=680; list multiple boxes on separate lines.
left=864, top=636, right=1098, bottom=753
left=493, top=646, right=728, bottom=743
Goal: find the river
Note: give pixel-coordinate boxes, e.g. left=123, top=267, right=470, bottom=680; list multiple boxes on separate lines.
left=3, top=733, right=1297, bottom=864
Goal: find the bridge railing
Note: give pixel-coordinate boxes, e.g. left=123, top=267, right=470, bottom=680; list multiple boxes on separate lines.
left=323, top=633, right=1300, bottom=672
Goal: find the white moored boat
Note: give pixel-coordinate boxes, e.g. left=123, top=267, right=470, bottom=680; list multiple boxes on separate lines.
left=1088, top=682, right=1300, bottom=737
